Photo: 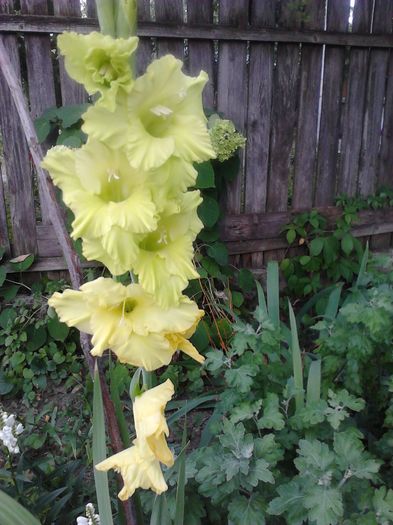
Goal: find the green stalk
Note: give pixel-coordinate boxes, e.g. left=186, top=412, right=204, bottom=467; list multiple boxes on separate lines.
left=95, top=0, right=116, bottom=36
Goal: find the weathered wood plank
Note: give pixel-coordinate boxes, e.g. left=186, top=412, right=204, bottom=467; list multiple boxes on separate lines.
left=20, top=0, right=56, bottom=224
left=1, top=15, right=393, bottom=48
left=243, top=0, right=275, bottom=267
left=217, top=0, right=249, bottom=215
left=358, top=0, right=393, bottom=196
left=363, top=0, right=393, bottom=250
left=53, top=0, right=86, bottom=105
left=378, top=51, right=393, bottom=186
left=221, top=207, right=393, bottom=243
left=338, top=0, right=373, bottom=196
left=187, top=0, right=215, bottom=108
left=266, top=0, right=301, bottom=214
left=292, top=0, right=325, bottom=208
left=136, top=0, right=152, bottom=75
left=0, top=0, right=37, bottom=256
left=86, top=0, right=97, bottom=18
left=315, top=0, right=350, bottom=206
left=155, top=0, right=184, bottom=59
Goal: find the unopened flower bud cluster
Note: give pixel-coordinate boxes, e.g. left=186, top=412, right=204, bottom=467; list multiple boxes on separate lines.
left=0, top=407, right=24, bottom=454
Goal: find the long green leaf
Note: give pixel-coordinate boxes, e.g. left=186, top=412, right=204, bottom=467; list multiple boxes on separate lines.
left=255, top=280, right=268, bottom=317
left=0, top=490, right=41, bottom=525
left=267, top=261, right=280, bottom=328
left=110, top=370, right=130, bottom=448
left=174, top=418, right=187, bottom=525
left=167, top=394, right=217, bottom=427
left=93, top=366, right=114, bottom=525
left=296, top=285, right=337, bottom=325
left=355, top=242, right=369, bottom=288
left=324, top=285, right=342, bottom=321
left=150, top=494, right=171, bottom=525
left=199, top=406, right=223, bottom=447
left=288, top=301, right=304, bottom=411
left=306, top=360, right=321, bottom=406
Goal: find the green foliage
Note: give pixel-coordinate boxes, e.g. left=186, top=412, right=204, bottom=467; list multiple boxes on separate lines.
left=153, top=258, right=393, bottom=525
left=0, top=285, right=82, bottom=403
left=34, top=104, right=89, bottom=147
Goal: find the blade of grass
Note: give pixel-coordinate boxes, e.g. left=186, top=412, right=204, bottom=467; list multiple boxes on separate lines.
left=0, top=490, right=41, bottom=525
left=306, top=360, right=321, bottom=406
left=355, top=242, right=369, bottom=288
left=93, top=365, right=114, bottom=525
left=324, top=285, right=343, bottom=321
left=150, top=494, right=171, bottom=525
left=174, top=417, right=187, bottom=525
left=255, top=280, right=268, bottom=317
left=288, top=301, right=304, bottom=411
left=296, top=284, right=337, bottom=325
left=267, top=261, right=280, bottom=328
left=167, top=394, right=217, bottom=427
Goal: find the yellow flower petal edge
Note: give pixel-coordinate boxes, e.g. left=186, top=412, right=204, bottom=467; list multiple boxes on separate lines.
left=95, top=438, right=167, bottom=500
left=133, top=380, right=174, bottom=467
left=57, top=31, right=138, bottom=111
left=48, top=278, right=204, bottom=370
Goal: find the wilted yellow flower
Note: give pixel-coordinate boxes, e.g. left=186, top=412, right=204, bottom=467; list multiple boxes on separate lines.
left=95, top=438, right=167, bottom=500
left=42, top=141, right=157, bottom=274
left=133, top=379, right=174, bottom=467
left=82, top=54, right=215, bottom=170
left=57, top=31, right=138, bottom=110
left=48, top=278, right=204, bottom=370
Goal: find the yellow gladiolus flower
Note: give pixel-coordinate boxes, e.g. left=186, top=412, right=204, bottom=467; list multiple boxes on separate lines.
left=48, top=278, right=204, bottom=370
left=42, top=141, right=158, bottom=274
left=133, top=379, right=174, bottom=467
left=133, top=190, right=203, bottom=307
left=96, top=380, right=174, bottom=499
left=57, top=31, right=138, bottom=111
left=82, top=54, right=215, bottom=170
left=95, top=438, right=167, bottom=500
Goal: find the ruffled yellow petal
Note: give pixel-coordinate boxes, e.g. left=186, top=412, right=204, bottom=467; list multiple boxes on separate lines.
left=48, top=289, right=92, bottom=333
left=82, top=103, right=129, bottom=149
left=167, top=334, right=205, bottom=364
left=111, top=332, right=174, bottom=371
left=133, top=380, right=174, bottom=466
left=95, top=439, right=167, bottom=500
left=81, top=236, right=133, bottom=276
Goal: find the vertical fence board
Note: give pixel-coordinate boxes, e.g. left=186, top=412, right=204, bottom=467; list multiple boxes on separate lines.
left=136, top=0, right=152, bottom=75
left=0, top=162, right=10, bottom=254
left=86, top=0, right=97, bottom=18
left=338, top=0, right=373, bottom=196
left=20, top=0, right=56, bottom=224
left=187, top=0, right=215, bottom=109
left=266, top=1, right=301, bottom=215
left=244, top=0, right=275, bottom=267
left=378, top=52, right=393, bottom=187
left=217, top=0, right=249, bottom=216
left=314, top=0, right=350, bottom=206
left=155, top=0, right=184, bottom=59
left=358, top=0, right=392, bottom=197
left=292, top=0, right=325, bottom=209
left=0, top=0, right=37, bottom=256
left=53, top=0, right=86, bottom=105
left=364, top=0, right=393, bottom=250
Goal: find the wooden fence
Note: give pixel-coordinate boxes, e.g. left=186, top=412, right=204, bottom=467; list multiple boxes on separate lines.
left=0, top=0, right=393, bottom=272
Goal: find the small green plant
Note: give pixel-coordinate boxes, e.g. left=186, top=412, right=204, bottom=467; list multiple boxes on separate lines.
left=0, top=282, right=82, bottom=403
left=34, top=103, right=89, bottom=148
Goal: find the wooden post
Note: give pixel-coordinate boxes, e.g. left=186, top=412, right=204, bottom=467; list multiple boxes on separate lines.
left=0, top=0, right=37, bottom=257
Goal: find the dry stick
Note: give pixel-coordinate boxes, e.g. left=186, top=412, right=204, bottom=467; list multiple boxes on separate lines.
left=0, top=37, right=137, bottom=525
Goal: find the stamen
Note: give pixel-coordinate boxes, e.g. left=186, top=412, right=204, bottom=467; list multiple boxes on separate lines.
left=107, top=169, right=120, bottom=182
left=150, top=105, right=173, bottom=118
